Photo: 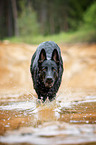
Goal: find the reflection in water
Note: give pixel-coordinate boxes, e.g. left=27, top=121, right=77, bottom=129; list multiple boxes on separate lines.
left=0, top=91, right=96, bottom=145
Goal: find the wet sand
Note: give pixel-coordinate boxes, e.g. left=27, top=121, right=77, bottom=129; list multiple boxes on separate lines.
left=0, top=42, right=96, bottom=145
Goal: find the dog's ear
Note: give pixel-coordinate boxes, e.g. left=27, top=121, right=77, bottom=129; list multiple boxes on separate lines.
left=38, top=49, right=46, bottom=63
left=52, top=49, right=59, bottom=65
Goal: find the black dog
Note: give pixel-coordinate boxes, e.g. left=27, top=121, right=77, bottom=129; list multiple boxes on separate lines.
left=30, top=41, right=63, bottom=101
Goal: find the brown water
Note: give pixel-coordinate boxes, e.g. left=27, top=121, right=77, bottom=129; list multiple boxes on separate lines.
left=0, top=89, right=96, bottom=145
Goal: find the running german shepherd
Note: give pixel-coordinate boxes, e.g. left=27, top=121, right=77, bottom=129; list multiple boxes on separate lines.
left=30, top=41, right=63, bottom=101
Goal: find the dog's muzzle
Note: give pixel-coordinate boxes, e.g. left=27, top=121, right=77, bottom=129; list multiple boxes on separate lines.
left=45, top=77, right=54, bottom=88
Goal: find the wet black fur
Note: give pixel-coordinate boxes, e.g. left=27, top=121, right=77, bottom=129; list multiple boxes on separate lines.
left=30, top=41, right=63, bottom=101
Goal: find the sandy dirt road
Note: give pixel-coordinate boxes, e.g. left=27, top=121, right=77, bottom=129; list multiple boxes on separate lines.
left=0, top=42, right=96, bottom=96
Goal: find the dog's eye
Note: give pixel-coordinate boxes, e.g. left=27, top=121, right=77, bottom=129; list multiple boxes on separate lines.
left=42, top=68, right=46, bottom=71
left=52, top=67, right=56, bottom=71
left=42, top=67, right=47, bottom=71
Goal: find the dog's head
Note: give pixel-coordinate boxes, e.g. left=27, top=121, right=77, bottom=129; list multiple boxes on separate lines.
left=38, top=49, right=59, bottom=88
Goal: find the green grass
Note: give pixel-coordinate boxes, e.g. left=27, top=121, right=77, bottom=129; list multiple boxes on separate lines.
left=3, top=28, right=96, bottom=44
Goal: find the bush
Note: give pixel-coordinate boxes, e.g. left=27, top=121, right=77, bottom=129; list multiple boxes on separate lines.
left=83, top=2, right=96, bottom=28
left=18, top=7, right=39, bottom=36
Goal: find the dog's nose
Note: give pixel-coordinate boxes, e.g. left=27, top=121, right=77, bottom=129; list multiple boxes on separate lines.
left=46, top=77, right=53, bottom=84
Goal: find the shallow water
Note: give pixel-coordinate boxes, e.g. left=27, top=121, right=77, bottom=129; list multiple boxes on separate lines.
left=0, top=90, right=96, bottom=145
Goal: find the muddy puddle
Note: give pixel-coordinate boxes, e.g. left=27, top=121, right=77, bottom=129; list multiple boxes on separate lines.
left=0, top=90, right=96, bottom=145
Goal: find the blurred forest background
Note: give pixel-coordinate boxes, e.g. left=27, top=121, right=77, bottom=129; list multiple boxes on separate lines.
left=0, top=0, right=96, bottom=44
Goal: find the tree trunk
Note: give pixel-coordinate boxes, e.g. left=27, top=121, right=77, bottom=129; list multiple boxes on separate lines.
left=11, top=0, right=19, bottom=36
left=63, top=12, right=68, bottom=32
left=49, top=2, right=55, bottom=34
left=40, top=0, right=47, bottom=34
left=8, top=0, right=13, bottom=37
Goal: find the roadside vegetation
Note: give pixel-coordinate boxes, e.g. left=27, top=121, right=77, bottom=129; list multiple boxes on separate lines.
left=1, top=1, right=96, bottom=44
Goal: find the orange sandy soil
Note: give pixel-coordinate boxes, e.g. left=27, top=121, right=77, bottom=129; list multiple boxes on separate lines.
left=0, top=42, right=96, bottom=97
